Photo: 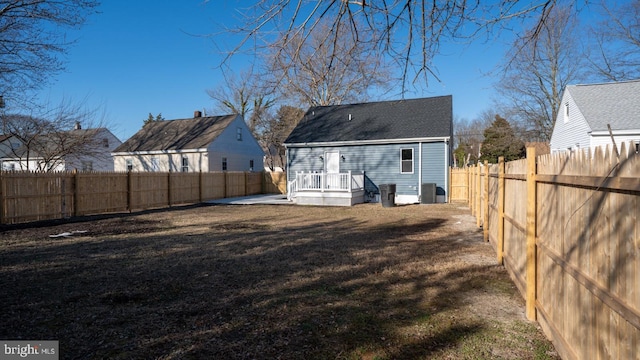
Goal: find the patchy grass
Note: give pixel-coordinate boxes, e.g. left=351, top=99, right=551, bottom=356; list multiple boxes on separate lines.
left=0, top=203, right=558, bottom=359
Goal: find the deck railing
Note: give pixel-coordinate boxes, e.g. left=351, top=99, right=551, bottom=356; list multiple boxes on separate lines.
left=291, top=171, right=365, bottom=194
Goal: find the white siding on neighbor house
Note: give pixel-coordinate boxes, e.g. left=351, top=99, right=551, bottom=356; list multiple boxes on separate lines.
left=207, top=116, right=264, bottom=171
left=549, top=92, right=592, bottom=153
left=114, top=151, right=208, bottom=172
left=590, top=132, right=640, bottom=151
left=65, top=130, right=122, bottom=171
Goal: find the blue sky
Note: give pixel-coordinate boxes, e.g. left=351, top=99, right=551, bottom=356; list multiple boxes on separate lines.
left=41, top=1, right=513, bottom=141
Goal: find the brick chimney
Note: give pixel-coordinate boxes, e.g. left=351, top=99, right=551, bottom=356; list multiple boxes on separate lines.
left=194, top=110, right=202, bottom=118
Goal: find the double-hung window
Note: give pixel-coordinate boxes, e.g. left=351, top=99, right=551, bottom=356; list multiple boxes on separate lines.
left=400, top=148, right=414, bottom=174
left=181, top=156, right=189, bottom=172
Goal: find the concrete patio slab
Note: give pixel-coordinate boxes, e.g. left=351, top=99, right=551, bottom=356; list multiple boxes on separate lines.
left=206, top=194, right=292, bottom=205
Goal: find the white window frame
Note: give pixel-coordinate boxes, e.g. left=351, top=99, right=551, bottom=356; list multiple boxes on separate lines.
left=236, top=127, right=242, bottom=141
left=564, top=102, right=569, bottom=123
left=181, top=156, right=189, bottom=172
left=151, top=157, right=159, bottom=172
left=126, top=159, right=133, bottom=172
left=400, top=148, right=414, bottom=174
left=81, top=161, right=93, bottom=172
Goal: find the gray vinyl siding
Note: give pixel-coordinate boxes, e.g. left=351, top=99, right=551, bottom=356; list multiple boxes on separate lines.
left=287, top=141, right=448, bottom=198
left=421, top=142, right=447, bottom=195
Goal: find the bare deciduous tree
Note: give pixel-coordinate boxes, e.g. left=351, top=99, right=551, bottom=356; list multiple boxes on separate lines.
left=266, top=20, right=390, bottom=107
left=0, top=0, right=99, bottom=106
left=218, top=0, right=563, bottom=90
left=453, top=111, right=494, bottom=166
left=496, top=6, right=586, bottom=142
left=1, top=99, right=108, bottom=172
left=587, top=0, right=640, bottom=81
left=258, top=105, right=304, bottom=171
left=207, top=70, right=276, bottom=134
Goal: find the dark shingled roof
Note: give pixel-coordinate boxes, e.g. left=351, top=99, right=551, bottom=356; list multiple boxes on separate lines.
left=285, top=96, right=452, bottom=144
left=114, top=115, right=237, bottom=152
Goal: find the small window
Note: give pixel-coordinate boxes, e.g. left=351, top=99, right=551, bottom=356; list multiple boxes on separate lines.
left=249, top=159, right=254, bottom=171
left=81, top=161, right=93, bottom=171
left=151, top=157, right=159, bottom=172
left=564, top=102, right=569, bottom=123
left=181, top=156, right=189, bottom=172
left=102, top=138, right=109, bottom=148
left=236, top=127, right=242, bottom=141
left=126, top=159, right=133, bottom=172
left=635, top=140, right=639, bottom=153
left=401, top=148, right=414, bottom=174
left=222, top=157, right=227, bottom=171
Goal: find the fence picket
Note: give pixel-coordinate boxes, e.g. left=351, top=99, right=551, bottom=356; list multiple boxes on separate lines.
left=457, top=143, right=640, bottom=360
left=0, top=171, right=286, bottom=225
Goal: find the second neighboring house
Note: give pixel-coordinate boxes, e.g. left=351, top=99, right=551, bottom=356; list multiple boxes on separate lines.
left=112, top=111, right=264, bottom=172
left=550, top=79, right=640, bottom=153
left=0, top=125, right=122, bottom=172
left=284, top=96, right=453, bottom=205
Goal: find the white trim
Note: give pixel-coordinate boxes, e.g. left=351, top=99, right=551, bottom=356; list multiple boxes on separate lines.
left=444, top=139, right=449, bottom=203
left=400, top=148, right=414, bottom=174
left=395, top=194, right=419, bottom=204
left=418, top=142, right=423, bottom=199
left=284, top=136, right=450, bottom=148
left=590, top=129, right=640, bottom=136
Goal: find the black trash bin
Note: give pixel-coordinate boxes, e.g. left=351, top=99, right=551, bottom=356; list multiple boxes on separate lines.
left=379, top=184, right=396, bottom=207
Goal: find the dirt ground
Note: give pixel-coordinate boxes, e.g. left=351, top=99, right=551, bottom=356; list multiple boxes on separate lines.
left=0, top=203, right=559, bottom=359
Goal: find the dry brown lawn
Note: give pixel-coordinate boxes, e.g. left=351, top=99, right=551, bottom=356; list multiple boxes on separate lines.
left=0, top=203, right=558, bottom=359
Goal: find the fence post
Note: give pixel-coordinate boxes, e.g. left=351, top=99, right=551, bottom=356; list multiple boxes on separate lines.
left=127, top=171, right=133, bottom=213
left=497, top=156, right=505, bottom=264
left=526, top=147, right=537, bottom=321
left=484, top=160, right=489, bottom=241
left=244, top=171, right=249, bottom=196
left=0, top=171, right=4, bottom=224
left=224, top=172, right=228, bottom=198
left=73, top=170, right=80, bottom=217
left=468, top=167, right=472, bottom=208
left=469, top=167, right=474, bottom=215
left=168, top=171, right=172, bottom=207
left=476, top=163, right=481, bottom=228
left=199, top=170, right=203, bottom=203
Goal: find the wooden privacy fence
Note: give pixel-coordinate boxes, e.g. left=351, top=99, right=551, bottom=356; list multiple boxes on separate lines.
left=452, top=143, right=640, bottom=360
left=0, top=171, right=287, bottom=225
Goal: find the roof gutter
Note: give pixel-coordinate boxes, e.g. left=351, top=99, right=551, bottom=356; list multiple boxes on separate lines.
left=284, top=136, right=451, bottom=148
left=590, top=129, right=640, bottom=136
left=111, top=148, right=209, bottom=156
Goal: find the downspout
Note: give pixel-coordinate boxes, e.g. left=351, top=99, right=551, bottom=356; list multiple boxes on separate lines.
left=418, top=142, right=423, bottom=202
left=444, top=138, right=449, bottom=203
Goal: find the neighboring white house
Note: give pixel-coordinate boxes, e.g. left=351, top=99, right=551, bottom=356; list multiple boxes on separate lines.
left=0, top=126, right=122, bottom=172
left=549, top=79, right=640, bottom=153
left=112, top=111, right=265, bottom=172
